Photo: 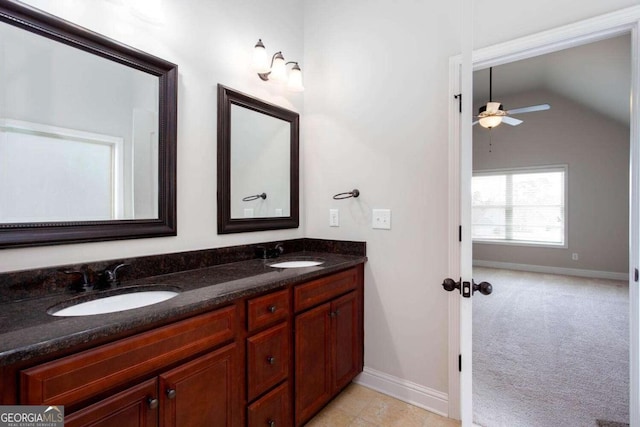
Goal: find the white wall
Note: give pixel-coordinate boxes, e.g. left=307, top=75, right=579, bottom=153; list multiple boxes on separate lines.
left=302, top=0, right=637, bottom=412
left=473, top=90, right=629, bottom=274
left=473, top=0, right=640, bottom=49
left=0, top=0, right=304, bottom=272
left=303, top=0, right=462, bottom=397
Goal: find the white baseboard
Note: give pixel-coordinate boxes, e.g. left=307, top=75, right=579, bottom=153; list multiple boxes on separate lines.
left=473, top=260, right=628, bottom=281
left=354, top=366, right=449, bottom=417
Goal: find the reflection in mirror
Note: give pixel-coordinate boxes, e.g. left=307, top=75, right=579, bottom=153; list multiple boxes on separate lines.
left=217, top=85, right=299, bottom=233
left=0, top=1, right=177, bottom=248
left=230, top=105, right=290, bottom=219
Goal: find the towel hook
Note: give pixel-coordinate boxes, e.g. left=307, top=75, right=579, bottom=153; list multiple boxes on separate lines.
left=242, top=192, right=267, bottom=202
left=333, top=189, right=360, bottom=200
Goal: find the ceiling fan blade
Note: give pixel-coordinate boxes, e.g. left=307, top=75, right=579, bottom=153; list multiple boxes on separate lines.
left=507, top=104, right=550, bottom=115
left=502, top=116, right=523, bottom=126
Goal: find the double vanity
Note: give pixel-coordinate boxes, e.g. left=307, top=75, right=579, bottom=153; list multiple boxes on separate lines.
left=0, top=241, right=366, bottom=426
left=0, top=3, right=364, bottom=426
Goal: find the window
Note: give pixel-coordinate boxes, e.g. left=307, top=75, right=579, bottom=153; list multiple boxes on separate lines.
left=472, top=166, right=566, bottom=246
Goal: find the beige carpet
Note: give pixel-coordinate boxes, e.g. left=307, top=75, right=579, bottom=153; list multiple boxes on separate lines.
left=472, top=267, right=629, bottom=427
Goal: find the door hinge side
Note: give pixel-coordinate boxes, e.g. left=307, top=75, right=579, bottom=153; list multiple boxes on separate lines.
left=635, top=268, right=639, bottom=282
left=454, top=93, right=462, bottom=114
left=458, top=225, right=462, bottom=242
left=458, top=354, right=462, bottom=372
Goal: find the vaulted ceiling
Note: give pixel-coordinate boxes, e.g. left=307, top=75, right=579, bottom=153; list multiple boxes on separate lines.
left=473, top=34, right=631, bottom=126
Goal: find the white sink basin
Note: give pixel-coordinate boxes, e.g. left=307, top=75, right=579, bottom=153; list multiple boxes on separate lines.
left=269, top=260, right=324, bottom=268
left=50, top=290, right=179, bottom=317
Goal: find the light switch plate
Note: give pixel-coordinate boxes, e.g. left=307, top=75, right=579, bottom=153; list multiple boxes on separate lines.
left=372, top=209, right=391, bottom=229
left=275, top=208, right=283, bottom=216
left=243, top=208, right=254, bottom=218
left=329, top=209, right=339, bottom=227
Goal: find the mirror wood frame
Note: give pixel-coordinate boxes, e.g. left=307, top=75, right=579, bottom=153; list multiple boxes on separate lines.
left=0, top=1, right=177, bottom=249
left=217, top=85, right=299, bottom=234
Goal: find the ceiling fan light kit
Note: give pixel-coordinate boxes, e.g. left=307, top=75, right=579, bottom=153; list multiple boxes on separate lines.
left=474, top=67, right=551, bottom=129
left=478, top=102, right=507, bottom=128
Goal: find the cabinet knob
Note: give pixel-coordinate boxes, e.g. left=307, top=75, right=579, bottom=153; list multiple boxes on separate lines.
left=166, top=388, right=177, bottom=399
left=329, top=309, right=339, bottom=317
left=147, top=397, right=159, bottom=409
left=266, top=356, right=276, bottom=365
left=267, top=420, right=276, bottom=427
left=268, top=305, right=277, bottom=313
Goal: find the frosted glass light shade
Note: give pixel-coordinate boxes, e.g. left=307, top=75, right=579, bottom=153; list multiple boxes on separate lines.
left=479, top=115, right=502, bottom=129
left=287, top=64, right=304, bottom=92
left=252, top=40, right=270, bottom=73
left=270, top=53, right=288, bottom=83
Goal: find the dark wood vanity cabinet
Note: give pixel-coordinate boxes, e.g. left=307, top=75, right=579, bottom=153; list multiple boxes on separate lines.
left=293, top=267, right=364, bottom=426
left=20, top=305, right=242, bottom=427
left=9, top=264, right=364, bottom=427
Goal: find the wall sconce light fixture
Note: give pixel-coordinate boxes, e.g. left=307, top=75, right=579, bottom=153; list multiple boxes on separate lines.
left=252, top=39, right=304, bottom=92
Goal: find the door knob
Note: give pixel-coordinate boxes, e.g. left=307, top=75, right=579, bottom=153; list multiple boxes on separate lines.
left=473, top=280, right=493, bottom=295
left=441, top=277, right=492, bottom=297
left=442, top=278, right=460, bottom=292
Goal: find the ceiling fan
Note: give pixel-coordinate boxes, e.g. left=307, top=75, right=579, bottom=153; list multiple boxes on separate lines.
left=474, top=67, right=550, bottom=129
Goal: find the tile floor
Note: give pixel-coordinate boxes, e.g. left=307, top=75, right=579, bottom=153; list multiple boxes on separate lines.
left=304, top=383, right=461, bottom=427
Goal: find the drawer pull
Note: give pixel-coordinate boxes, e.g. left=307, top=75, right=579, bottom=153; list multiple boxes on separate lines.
left=166, top=388, right=177, bottom=399
left=329, top=309, right=340, bottom=317
left=148, top=397, right=159, bottom=409
left=267, top=420, right=276, bottom=427
left=266, top=356, right=276, bottom=365
left=267, top=305, right=277, bottom=313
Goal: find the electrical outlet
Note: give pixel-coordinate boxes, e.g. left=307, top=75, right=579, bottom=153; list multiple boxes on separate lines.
left=244, top=208, right=254, bottom=218
left=372, top=209, right=391, bottom=229
left=572, top=253, right=579, bottom=261
left=329, top=209, right=339, bottom=227
left=275, top=208, right=283, bottom=216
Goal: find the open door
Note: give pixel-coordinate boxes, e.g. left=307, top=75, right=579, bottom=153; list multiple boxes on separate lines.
left=448, top=6, right=640, bottom=427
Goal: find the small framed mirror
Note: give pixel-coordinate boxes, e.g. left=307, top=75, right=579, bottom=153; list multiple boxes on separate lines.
left=0, top=1, right=177, bottom=248
left=217, top=85, right=299, bottom=233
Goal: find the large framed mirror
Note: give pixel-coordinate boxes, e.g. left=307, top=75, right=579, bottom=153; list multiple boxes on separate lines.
left=0, top=1, right=177, bottom=248
left=217, top=85, right=299, bottom=233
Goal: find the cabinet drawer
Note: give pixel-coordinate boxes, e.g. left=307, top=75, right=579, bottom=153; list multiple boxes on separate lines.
left=21, top=305, right=237, bottom=407
left=247, top=382, right=291, bottom=427
left=247, top=289, right=289, bottom=332
left=247, top=322, right=289, bottom=401
left=294, top=268, right=357, bottom=312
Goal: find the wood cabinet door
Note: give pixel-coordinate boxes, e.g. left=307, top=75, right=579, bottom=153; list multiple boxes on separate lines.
left=332, top=291, right=362, bottom=391
left=159, top=343, right=241, bottom=427
left=294, top=302, right=331, bottom=426
left=64, top=378, right=158, bottom=427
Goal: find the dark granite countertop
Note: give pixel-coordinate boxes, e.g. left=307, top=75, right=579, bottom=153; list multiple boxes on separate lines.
left=0, top=251, right=365, bottom=367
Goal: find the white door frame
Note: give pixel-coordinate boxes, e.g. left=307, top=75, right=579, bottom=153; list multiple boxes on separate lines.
left=448, top=6, right=640, bottom=426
